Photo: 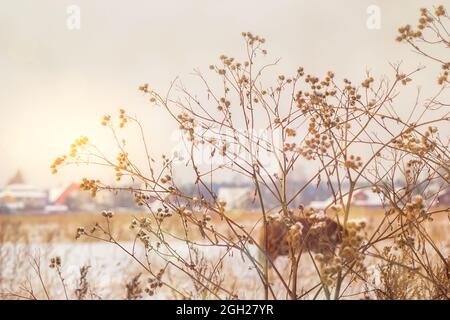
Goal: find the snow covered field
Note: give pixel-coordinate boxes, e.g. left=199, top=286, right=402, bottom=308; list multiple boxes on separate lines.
left=1, top=211, right=448, bottom=300
left=1, top=239, right=328, bottom=299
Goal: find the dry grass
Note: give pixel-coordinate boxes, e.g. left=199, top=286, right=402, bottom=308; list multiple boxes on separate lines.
left=1, top=208, right=449, bottom=300
left=0, top=210, right=261, bottom=243
left=2, top=207, right=447, bottom=243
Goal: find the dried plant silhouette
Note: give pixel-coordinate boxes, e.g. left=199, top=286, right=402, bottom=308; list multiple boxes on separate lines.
left=4, top=5, right=448, bottom=300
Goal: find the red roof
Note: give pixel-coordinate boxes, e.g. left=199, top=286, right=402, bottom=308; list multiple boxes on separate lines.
left=54, top=183, right=80, bottom=205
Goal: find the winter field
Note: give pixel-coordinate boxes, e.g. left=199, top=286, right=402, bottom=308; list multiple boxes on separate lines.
left=1, top=209, right=448, bottom=300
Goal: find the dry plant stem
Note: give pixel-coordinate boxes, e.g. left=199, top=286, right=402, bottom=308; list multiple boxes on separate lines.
left=29, top=255, right=50, bottom=300
left=56, top=266, right=69, bottom=300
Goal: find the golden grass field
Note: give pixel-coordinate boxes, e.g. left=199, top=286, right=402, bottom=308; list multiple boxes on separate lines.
left=1, top=208, right=447, bottom=242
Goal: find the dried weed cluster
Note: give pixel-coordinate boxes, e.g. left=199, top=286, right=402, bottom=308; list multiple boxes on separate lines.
left=10, top=5, right=449, bottom=300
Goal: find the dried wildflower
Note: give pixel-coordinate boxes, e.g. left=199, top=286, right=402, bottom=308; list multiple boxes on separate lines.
left=80, top=178, right=99, bottom=197
left=139, top=83, right=149, bottom=92
left=286, top=128, right=296, bottom=137
left=118, top=109, right=128, bottom=128
left=361, top=76, right=374, bottom=88
left=49, top=256, right=62, bottom=268
left=76, top=227, right=85, bottom=240
left=101, top=114, right=111, bottom=126
left=125, top=273, right=143, bottom=300
left=102, top=210, right=114, bottom=218
left=435, top=5, right=445, bottom=16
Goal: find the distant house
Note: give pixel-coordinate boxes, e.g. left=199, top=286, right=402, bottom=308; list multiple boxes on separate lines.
left=0, top=170, right=46, bottom=213
left=437, top=188, right=450, bottom=206
left=49, top=183, right=80, bottom=204
left=310, top=189, right=385, bottom=210
left=217, top=187, right=253, bottom=210
left=48, top=183, right=96, bottom=212
left=45, top=183, right=81, bottom=213
left=352, top=190, right=385, bottom=207
left=0, top=183, right=47, bottom=212
left=48, top=182, right=141, bottom=213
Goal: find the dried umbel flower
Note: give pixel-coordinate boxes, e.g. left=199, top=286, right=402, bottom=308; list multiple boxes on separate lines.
left=394, top=128, right=438, bottom=156
left=134, top=217, right=152, bottom=229
left=403, top=194, right=429, bottom=223
left=413, top=195, right=424, bottom=207
left=160, top=174, right=172, bottom=184
left=102, top=210, right=114, bottom=218
left=285, top=128, right=296, bottom=137
left=372, top=186, right=381, bottom=194
left=344, top=155, right=363, bottom=170
left=75, top=227, right=85, bottom=240
left=101, top=114, right=111, bottom=126
left=50, top=136, right=89, bottom=173
left=435, top=5, right=446, bottom=16
left=287, top=222, right=304, bottom=251
left=396, top=24, right=423, bottom=42
left=338, top=221, right=365, bottom=263
left=90, top=222, right=100, bottom=234
left=49, top=256, right=62, bottom=268
left=437, top=70, right=449, bottom=85
left=315, top=220, right=367, bottom=287
left=139, top=83, right=150, bottom=93
left=396, top=6, right=448, bottom=85
left=70, top=136, right=89, bottom=157
left=315, top=254, right=343, bottom=287
left=361, top=76, right=374, bottom=88
left=113, top=151, right=132, bottom=181
left=241, top=31, right=266, bottom=47
left=80, top=178, right=99, bottom=197
left=129, top=219, right=138, bottom=230
left=137, top=229, right=151, bottom=248
left=144, top=269, right=165, bottom=296
left=118, top=108, right=128, bottom=128
left=396, top=73, right=412, bottom=85
left=156, top=206, right=172, bottom=222
left=50, top=155, right=67, bottom=174
left=260, top=212, right=344, bottom=262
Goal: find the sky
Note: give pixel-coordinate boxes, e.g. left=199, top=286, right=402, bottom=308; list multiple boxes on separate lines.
left=0, top=0, right=448, bottom=188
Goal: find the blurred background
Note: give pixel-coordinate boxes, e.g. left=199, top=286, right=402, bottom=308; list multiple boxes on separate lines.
left=0, top=0, right=448, bottom=214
